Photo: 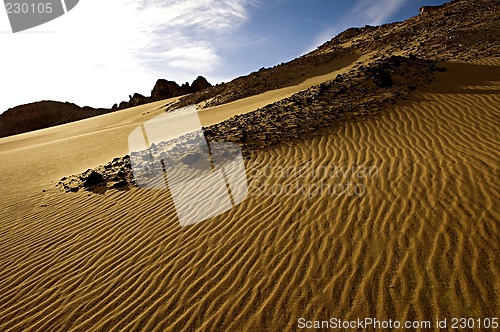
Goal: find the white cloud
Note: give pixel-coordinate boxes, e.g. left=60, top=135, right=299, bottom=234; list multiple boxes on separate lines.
left=134, top=0, right=249, bottom=30
left=0, top=0, right=253, bottom=113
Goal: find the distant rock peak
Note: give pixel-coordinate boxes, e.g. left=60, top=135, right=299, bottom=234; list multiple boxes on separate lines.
left=113, top=76, right=212, bottom=111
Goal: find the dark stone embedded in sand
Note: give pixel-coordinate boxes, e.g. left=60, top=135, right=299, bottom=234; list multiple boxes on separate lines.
left=83, top=170, right=104, bottom=188
left=372, top=70, right=393, bottom=88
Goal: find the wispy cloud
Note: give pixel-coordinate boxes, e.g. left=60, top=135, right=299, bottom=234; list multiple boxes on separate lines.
left=134, top=0, right=250, bottom=30
left=350, top=0, right=410, bottom=26
left=304, top=0, right=409, bottom=53
left=130, top=0, right=255, bottom=76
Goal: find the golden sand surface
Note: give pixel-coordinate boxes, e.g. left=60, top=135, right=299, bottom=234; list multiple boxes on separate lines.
left=0, top=58, right=498, bottom=331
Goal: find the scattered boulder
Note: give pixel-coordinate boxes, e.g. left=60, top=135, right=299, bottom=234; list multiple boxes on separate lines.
left=83, top=170, right=104, bottom=188
left=110, top=180, right=128, bottom=189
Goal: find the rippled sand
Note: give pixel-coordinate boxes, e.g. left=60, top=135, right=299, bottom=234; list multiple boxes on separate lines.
left=0, top=58, right=498, bottom=331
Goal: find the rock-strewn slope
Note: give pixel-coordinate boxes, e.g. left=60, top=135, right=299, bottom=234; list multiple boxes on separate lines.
left=57, top=0, right=499, bottom=193
left=167, top=0, right=499, bottom=111
left=57, top=55, right=442, bottom=192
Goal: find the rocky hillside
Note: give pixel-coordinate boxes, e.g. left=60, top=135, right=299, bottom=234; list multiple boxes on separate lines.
left=0, top=101, right=109, bottom=138
left=167, top=0, right=499, bottom=111
left=1, top=76, right=212, bottom=139
left=57, top=0, right=499, bottom=192
left=57, top=55, right=443, bottom=193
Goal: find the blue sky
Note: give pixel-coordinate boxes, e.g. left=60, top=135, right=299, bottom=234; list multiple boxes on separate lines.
left=0, top=0, right=448, bottom=113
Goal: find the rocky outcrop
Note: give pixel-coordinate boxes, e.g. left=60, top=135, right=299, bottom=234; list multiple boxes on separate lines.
left=113, top=76, right=212, bottom=111
left=57, top=156, right=133, bottom=193
left=0, top=101, right=109, bottom=138
left=151, top=80, right=190, bottom=100
left=129, top=93, right=147, bottom=107
left=191, top=76, right=212, bottom=92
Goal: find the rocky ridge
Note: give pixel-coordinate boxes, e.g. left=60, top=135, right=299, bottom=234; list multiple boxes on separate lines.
left=0, top=101, right=109, bottom=138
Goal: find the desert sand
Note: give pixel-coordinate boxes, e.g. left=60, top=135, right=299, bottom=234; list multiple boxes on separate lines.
left=0, top=54, right=498, bottom=331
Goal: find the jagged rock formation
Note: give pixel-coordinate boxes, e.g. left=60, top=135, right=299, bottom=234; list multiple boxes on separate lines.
left=0, top=101, right=109, bottom=138
left=113, top=76, right=212, bottom=111
left=190, top=76, right=212, bottom=92
left=150, top=79, right=190, bottom=99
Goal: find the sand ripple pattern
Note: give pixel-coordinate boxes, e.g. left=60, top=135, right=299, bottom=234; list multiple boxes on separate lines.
left=0, top=60, right=498, bottom=331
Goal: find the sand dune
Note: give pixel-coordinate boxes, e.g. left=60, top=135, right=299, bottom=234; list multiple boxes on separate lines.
left=0, top=99, right=179, bottom=200
left=0, top=57, right=498, bottom=330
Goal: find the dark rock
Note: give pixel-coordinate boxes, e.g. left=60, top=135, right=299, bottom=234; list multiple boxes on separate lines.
left=129, top=93, right=147, bottom=106
left=83, top=171, right=104, bottom=188
left=110, top=180, right=127, bottom=189
left=372, top=70, right=393, bottom=88
left=0, top=101, right=109, bottom=138
left=151, top=79, right=190, bottom=99
left=191, top=76, right=212, bottom=92
left=132, top=93, right=146, bottom=100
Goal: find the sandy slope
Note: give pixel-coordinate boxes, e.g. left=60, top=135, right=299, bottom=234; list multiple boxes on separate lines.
left=0, top=99, right=179, bottom=200
left=198, top=54, right=364, bottom=126
left=0, top=58, right=498, bottom=331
